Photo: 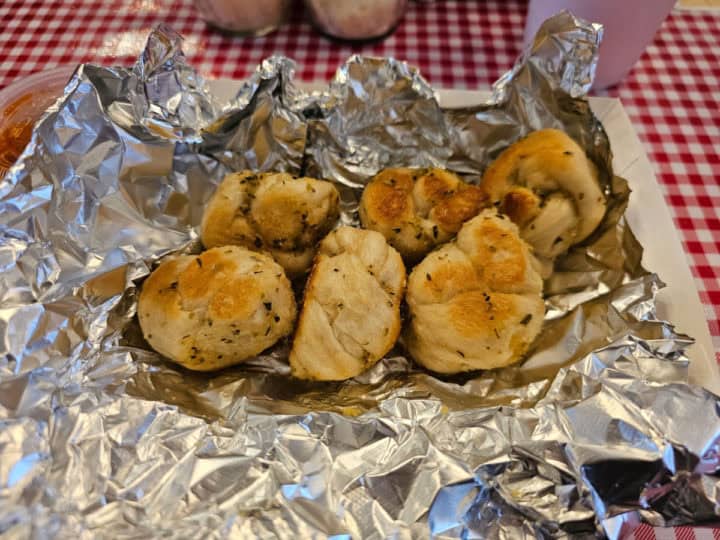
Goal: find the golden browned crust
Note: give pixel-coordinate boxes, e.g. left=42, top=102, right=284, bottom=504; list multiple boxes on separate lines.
left=359, top=167, right=488, bottom=262
left=448, top=290, right=517, bottom=338
left=207, top=277, right=262, bottom=321
left=500, top=187, right=541, bottom=227
left=419, top=259, right=481, bottom=304
left=465, top=214, right=528, bottom=292
left=177, top=249, right=239, bottom=303
left=138, top=257, right=186, bottom=322
left=200, top=171, right=263, bottom=250
left=200, top=171, right=340, bottom=277
left=415, top=168, right=456, bottom=205
left=480, top=129, right=607, bottom=274
left=431, top=184, right=487, bottom=233
left=405, top=209, right=544, bottom=374
left=362, top=176, right=414, bottom=224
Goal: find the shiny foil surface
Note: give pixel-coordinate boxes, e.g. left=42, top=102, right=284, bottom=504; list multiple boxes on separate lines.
left=1, top=14, right=718, bottom=539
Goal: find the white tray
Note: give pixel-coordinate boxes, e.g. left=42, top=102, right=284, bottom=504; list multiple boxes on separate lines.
left=209, top=80, right=720, bottom=394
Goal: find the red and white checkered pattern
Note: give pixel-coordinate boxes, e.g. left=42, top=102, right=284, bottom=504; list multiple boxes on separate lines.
left=598, top=9, right=720, bottom=367
left=630, top=526, right=720, bottom=540
left=0, top=1, right=719, bottom=537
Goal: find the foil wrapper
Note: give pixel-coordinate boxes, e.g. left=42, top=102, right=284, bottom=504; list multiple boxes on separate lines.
left=1, top=15, right=718, bottom=539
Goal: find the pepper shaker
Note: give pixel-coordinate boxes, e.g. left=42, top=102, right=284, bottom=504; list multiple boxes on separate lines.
left=194, top=0, right=291, bottom=36
left=305, top=0, right=408, bottom=42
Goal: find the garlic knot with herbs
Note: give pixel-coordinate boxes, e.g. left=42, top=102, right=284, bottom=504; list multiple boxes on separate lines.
left=481, top=129, right=607, bottom=277
left=290, top=227, right=406, bottom=381
left=138, top=246, right=296, bottom=371
left=405, top=209, right=544, bottom=374
left=359, top=167, right=488, bottom=262
left=200, top=171, right=340, bottom=278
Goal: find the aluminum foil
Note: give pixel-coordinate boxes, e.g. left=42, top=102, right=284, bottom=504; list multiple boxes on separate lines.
left=1, top=14, right=718, bottom=539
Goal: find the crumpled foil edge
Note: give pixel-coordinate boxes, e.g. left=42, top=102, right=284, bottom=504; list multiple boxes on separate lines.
left=1, top=18, right=718, bottom=540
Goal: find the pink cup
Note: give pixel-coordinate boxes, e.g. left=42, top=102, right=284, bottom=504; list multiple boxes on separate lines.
left=523, top=0, right=676, bottom=90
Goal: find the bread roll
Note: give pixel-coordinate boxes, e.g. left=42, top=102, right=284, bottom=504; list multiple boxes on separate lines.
left=405, top=209, right=544, bottom=374
left=138, top=246, right=296, bottom=371
left=359, top=167, right=487, bottom=262
left=290, top=227, right=406, bottom=381
left=481, top=129, right=606, bottom=276
left=200, top=171, right=340, bottom=277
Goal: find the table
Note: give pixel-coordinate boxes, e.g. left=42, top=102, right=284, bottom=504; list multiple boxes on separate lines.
left=1, top=1, right=718, bottom=538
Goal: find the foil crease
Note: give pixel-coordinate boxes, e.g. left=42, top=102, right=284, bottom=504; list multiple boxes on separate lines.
left=1, top=18, right=718, bottom=540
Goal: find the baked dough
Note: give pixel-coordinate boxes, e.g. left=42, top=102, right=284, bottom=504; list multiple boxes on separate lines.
left=405, top=209, right=544, bottom=374
left=200, top=171, right=340, bottom=277
left=138, top=246, right=296, bottom=371
left=290, top=227, right=406, bottom=381
left=359, top=167, right=487, bottom=261
left=481, top=129, right=606, bottom=276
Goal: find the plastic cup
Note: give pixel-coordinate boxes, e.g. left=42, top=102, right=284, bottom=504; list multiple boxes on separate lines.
left=0, top=66, right=73, bottom=178
left=523, top=0, right=676, bottom=89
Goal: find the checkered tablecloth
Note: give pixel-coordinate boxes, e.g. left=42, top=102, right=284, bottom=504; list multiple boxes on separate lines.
left=1, top=1, right=719, bottom=538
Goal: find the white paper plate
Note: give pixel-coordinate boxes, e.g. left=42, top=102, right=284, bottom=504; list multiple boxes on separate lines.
left=209, top=80, right=720, bottom=394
